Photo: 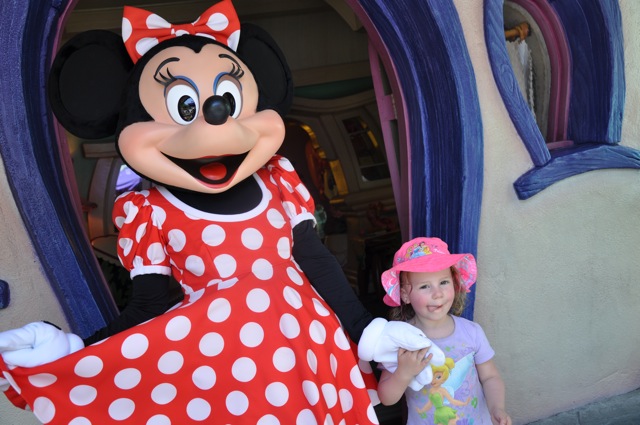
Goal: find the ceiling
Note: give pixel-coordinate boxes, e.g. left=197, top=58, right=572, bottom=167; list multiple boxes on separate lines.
left=61, top=0, right=369, bottom=88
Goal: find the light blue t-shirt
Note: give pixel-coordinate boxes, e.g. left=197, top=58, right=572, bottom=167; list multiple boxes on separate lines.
left=404, top=315, right=495, bottom=424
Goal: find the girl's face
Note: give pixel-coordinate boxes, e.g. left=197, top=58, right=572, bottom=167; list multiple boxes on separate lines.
left=401, top=268, right=456, bottom=324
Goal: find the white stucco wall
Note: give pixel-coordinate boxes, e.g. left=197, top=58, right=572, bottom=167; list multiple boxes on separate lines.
left=0, top=156, right=70, bottom=424
left=454, top=1, right=640, bottom=423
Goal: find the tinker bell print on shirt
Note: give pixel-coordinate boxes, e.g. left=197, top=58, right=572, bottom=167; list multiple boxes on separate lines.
left=412, top=353, right=477, bottom=424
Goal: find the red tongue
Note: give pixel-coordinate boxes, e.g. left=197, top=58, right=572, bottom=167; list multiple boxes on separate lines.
left=200, top=162, right=228, bottom=181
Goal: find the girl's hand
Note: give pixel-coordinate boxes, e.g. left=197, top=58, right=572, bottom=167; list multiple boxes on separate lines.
left=396, top=346, right=432, bottom=381
left=491, top=408, right=512, bottom=425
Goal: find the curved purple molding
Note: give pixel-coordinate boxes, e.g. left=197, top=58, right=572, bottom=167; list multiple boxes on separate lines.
left=348, top=0, right=483, bottom=318
left=485, top=0, right=637, bottom=199
left=0, top=1, right=117, bottom=336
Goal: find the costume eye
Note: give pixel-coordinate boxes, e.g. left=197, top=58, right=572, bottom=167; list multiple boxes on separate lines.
left=165, top=81, right=199, bottom=125
left=215, top=78, right=242, bottom=119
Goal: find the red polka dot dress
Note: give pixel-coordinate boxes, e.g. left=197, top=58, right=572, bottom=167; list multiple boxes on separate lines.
left=1, top=156, right=379, bottom=424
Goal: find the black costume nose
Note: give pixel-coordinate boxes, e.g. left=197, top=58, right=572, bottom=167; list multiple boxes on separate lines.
left=203, top=95, right=231, bottom=125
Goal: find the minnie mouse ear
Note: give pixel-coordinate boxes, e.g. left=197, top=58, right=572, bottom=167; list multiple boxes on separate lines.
left=236, top=23, right=293, bottom=117
left=48, top=30, right=133, bottom=139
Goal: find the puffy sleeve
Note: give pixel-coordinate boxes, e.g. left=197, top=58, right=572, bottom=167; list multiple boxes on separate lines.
left=267, top=155, right=316, bottom=228
left=112, top=191, right=172, bottom=279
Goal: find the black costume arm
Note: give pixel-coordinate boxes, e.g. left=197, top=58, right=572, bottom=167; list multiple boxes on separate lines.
left=83, top=274, right=172, bottom=346
left=292, top=220, right=373, bottom=343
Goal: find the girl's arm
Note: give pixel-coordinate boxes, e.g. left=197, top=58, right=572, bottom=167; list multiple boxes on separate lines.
left=377, top=347, right=431, bottom=405
left=477, top=359, right=512, bottom=425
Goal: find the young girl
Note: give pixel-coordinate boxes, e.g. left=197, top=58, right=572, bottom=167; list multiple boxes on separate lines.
left=377, top=237, right=511, bottom=425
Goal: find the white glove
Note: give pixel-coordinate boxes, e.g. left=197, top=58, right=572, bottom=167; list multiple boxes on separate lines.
left=0, top=322, right=84, bottom=368
left=358, top=317, right=445, bottom=391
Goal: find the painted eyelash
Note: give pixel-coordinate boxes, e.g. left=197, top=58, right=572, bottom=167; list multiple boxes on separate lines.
left=154, top=68, right=176, bottom=87
left=229, top=62, right=244, bottom=80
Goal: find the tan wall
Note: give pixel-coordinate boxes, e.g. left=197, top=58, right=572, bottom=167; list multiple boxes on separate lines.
left=0, top=156, right=70, bottom=424
left=454, top=1, right=640, bottom=423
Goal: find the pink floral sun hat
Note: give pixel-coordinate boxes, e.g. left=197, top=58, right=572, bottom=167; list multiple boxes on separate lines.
left=381, top=237, right=477, bottom=307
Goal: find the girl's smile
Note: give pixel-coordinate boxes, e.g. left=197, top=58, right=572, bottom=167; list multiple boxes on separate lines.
left=401, top=268, right=456, bottom=334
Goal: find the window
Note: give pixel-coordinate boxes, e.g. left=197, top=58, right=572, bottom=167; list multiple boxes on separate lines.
left=485, top=0, right=640, bottom=199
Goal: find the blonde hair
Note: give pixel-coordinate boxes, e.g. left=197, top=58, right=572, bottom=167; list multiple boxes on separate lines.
left=388, top=267, right=467, bottom=322
left=431, top=357, right=456, bottom=379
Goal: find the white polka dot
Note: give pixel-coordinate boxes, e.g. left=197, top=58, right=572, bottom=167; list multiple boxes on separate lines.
left=123, top=201, right=138, bottom=223
left=280, top=177, right=294, bottom=193
left=109, top=398, right=135, bottom=421
left=33, top=397, right=55, bottom=423
left=252, top=259, right=273, bottom=280
left=367, top=403, right=378, bottom=423
left=309, top=320, right=327, bottom=344
left=74, top=356, right=103, bottom=378
left=278, top=157, right=295, bottom=171
left=367, top=388, right=381, bottom=407
left=272, top=347, right=296, bottom=372
left=324, top=414, right=335, bottom=425
left=120, top=237, right=134, bottom=257
left=28, top=373, right=57, bottom=388
left=247, top=288, right=270, bottom=312
left=322, top=383, right=338, bottom=408
left=350, top=365, right=366, bottom=389
left=168, top=229, right=186, bottom=252
left=287, top=267, right=303, bottom=285
left=240, top=322, right=264, bottom=347
left=135, top=223, right=147, bottom=243
left=282, top=200, right=297, bottom=217
left=200, top=332, right=224, bottom=357
left=227, top=29, right=240, bottom=51
left=151, top=205, right=167, bottom=226
left=334, top=328, right=351, bottom=351
left=146, top=414, right=171, bottom=425
left=277, top=237, right=290, bottom=259
left=296, top=409, right=318, bottom=425
left=187, top=398, right=211, bottom=421
left=265, top=382, right=289, bottom=407
left=158, top=351, right=183, bottom=374
left=69, top=418, right=91, bottom=425
left=121, top=334, right=149, bottom=359
left=214, top=253, right=237, bottom=277
left=307, top=350, right=318, bottom=374
left=165, top=316, right=191, bottom=341
left=122, top=17, right=132, bottom=42
left=267, top=209, right=286, bottom=229
left=151, top=383, right=177, bottom=405
left=70, top=385, right=97, bottom=406
left=207, top=12, right=229, bottom=31
left=232, top=357, right=257, bottom=382
left=207, top=298, right=231, bottom=322
left=283, top=286, right=303, bottom=309
left=330, top=354, right=338, bottom=377
left=313, top=299, right=330, bottom=317
left=202, top=224, right=225, bottom=246
left=279, top=313, right=300, bottom=339
left=339, top=389, right=354, bottom=413
left=257, top=415, right=280, bottom=425
left=226, top=391, right=249, bottom=416
left=114, top=368, right=141, bottom=390
left=241, top=228, right=263, bottom=250
left=186, top=255, right=205, bottom=276
left=296, top=183, right=311, bottom=201
left=147, top=242, right=166, bottom=264
left=302, top=380, right=319, bottom=405
left=192, top=366, right=216, bottom=390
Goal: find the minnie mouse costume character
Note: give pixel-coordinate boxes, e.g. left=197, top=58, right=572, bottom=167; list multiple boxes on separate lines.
left=0, top=2, right=434, bottom=423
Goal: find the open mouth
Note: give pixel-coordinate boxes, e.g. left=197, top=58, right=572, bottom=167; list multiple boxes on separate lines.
left=164, top=152, right=248, bottom=186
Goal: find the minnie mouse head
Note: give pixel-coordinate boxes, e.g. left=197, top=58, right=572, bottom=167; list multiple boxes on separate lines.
left=49, top=0, right=293, bottom=196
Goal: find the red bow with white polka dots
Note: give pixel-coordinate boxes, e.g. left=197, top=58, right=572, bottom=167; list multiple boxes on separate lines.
left=122, top=0, right=241, bottom=63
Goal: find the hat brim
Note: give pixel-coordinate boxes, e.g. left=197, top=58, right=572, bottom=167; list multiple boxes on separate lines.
left=380, top=253, right=477, bottom=306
